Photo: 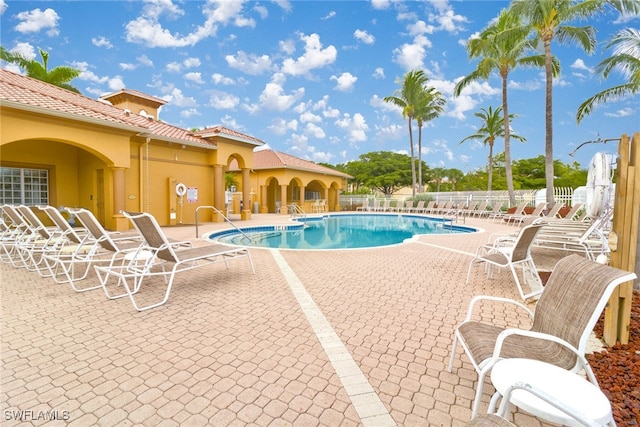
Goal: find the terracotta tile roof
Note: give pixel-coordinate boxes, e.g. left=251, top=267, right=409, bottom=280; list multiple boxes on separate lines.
left=252, top=149, right=352, bottom=178
left=194, top=125, right=265, bottom=146
left=0, top=69, right=209, bottom=147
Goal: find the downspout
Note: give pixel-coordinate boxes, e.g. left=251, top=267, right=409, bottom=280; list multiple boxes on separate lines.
left=145, top=137, right=150, bottom=212
left=139, top=142, right=144, bottom=212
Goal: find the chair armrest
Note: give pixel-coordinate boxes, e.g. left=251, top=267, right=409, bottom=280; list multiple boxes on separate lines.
left=463, top=295, right=534, bottom=323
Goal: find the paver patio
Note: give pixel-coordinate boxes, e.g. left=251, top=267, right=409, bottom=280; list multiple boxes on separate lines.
left=1, top=213, right=571, bottom=426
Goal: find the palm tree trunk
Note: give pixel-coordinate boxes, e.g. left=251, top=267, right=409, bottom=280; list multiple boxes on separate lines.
left=501, top=74, right=516, bottom=206
left=408, top=118, right=416, bottom=197
left=418, top=124, right=423, bottom=193
left=544, top=39, right=555, bottom=206
left=487, top=141, right=494, bottom=194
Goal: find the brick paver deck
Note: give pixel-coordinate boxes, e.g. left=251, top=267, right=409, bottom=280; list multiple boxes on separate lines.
left=1, top=213, right=571, bottom=426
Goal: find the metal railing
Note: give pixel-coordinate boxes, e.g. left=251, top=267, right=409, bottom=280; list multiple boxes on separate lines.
left=194, top=205, right=251, bottom=241
left=287, top=203, right=306, bottom=219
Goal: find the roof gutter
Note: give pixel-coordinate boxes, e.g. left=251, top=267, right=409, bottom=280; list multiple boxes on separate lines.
left=0, top=99, right=149, bottom=134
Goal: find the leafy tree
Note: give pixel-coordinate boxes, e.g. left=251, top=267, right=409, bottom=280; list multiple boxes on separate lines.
left=384, top=70, right=429, bottom=197
left=459, top=106, right=525, bottom=194
left=338, top=151, right=413, bottom=196
left=428, top=167, right=447, bottom=192
left=415, top=84, right=446, bottom=192
left=509, top=0, right=639, bottom=205
left=553, top=160, right=588, bottom=188
left=511, top=155, right=547, bottom=189
left=455, top=8, right=550, bottom=205
left=577, top=28, right=640, bottom=123
left=0, top=47, right=81, bottom=93
left=225, top=172, right=239, bottom=191
left=446, top=168, right=465, bottom=192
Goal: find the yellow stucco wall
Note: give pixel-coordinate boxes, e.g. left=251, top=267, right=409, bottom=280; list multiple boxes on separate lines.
left=1, top=105, right=349, bottom=229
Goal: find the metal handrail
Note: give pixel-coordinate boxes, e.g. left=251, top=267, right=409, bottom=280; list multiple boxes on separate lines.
left=195, top=205, right=251, bottom=241
left=287, top=203, right=306, bottom=218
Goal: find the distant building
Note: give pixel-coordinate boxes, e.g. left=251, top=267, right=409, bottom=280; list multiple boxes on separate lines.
left=0, top=69, right=350, bottom=230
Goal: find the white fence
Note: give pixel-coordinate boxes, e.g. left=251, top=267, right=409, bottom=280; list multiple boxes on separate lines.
left=340, top=187, right=589, bottom=211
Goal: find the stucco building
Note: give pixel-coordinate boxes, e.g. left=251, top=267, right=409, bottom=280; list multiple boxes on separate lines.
left=0, top=69, right=350, bottom=230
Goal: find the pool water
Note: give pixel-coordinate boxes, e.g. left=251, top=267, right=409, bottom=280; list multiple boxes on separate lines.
left=210, top=214, right=476, bottom=250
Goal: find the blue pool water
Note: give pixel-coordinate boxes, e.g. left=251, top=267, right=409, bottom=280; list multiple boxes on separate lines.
left=209, top=214, right=476, bottom=250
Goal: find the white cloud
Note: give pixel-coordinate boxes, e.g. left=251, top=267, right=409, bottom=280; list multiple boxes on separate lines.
left=305, top=122, right=326, bottom=138
left=370, top=94, right=399, bottom=111
left=259, top=80, right=305, bottom=111
left=15, top=8, right=59, bottom=36
left=221, top=114, right=244, bottom=130
left=0, top=0, right=7, bottom=15
left=393, top=42, right=427, bottom=70
left=8, top=42, right=36, bottom=60
left=268, top=118, right=298, bottom=135
left=184, top=72, right=204, bottom=84
left=125, top=0, right=254, bottom=48
left=442, top=78, right=499, bottom=120
left=571, top=58, right=594, bottom=74
left=225, top=51, right=272, bottom=75
left=108, top=77, right=125, bottom=91
left=180, top=108, right=201, bottom=118
left=166, top=62, right=182, bottom=73
left=373, top=67, right=385, bottom=79
left=335, top=112, right=368, bottom=143
left=209, top=91, right=239, bottom=109
left=375, top=123, right=405, bottom=140
left=331, top=72, right=357, bottom=92
left=279, top=39, right=296, bottom=55
left=273, top=0, right=292, bottom=12
left=118, top=55, right=153, bottom=71
left=354, top=29, right=375, bottom=44
left=371, top=0, right=392, bottom=10
left=138, top=55, right=154, bottom=67
left=508, top=79, right=542, bottom=91
left=430, top=8, right=468, bottom=33
left=605, top=107, right=634, bottom=118
left=300, top=111, right=322, bottom=123
left=161, top=87, right=197, bottom=108
left=322, top=11, right=336, bottom=20
left=253, top=4, right=268, bottom=19
left=183, top=57, right=201, bottom=68
left=92, top=36, right=113, bottom=49
left=281, top=33, right=337, bottom=76
left=212, top=73, right=235, bottom=85
left=408, top=20, right=435, bottom=36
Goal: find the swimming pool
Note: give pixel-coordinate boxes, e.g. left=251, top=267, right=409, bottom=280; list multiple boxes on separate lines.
left=208, top=214, right=477, bottom=250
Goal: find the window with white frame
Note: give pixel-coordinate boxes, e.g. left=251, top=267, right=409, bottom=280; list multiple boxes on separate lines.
left=0, top=167, right=49, bottom=205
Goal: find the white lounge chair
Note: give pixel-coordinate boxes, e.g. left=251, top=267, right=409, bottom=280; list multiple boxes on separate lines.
left=95, top=211, right=255, bottom=311
left=466, top=223, right=545, bottom=301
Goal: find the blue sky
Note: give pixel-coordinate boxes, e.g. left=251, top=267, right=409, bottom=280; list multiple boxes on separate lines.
left=1, top=0, right=638, bottom=173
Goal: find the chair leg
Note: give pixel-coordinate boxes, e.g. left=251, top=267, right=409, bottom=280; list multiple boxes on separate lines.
left=472, top=368, right=491, bottom=418
left=448, top=333, right=459, bottom=372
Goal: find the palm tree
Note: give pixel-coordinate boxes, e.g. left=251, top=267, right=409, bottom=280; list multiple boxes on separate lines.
left=454, top=8, right=550, bottom=206
left=577, top=28, right=640, bottom=123
left=0, top=46, right=81, bottom=93
left=459, top=106, right=526, bottom=193
left=415, top=85, right=446, bottom=193
left=384, top=70, right=429, bottom=197
left=509, top=0, right=640, bottom=205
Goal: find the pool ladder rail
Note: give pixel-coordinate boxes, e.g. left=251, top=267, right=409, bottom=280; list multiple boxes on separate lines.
left=194, top=205, right=253, bottom=242
left=287, top=203, right=306, bottom=219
